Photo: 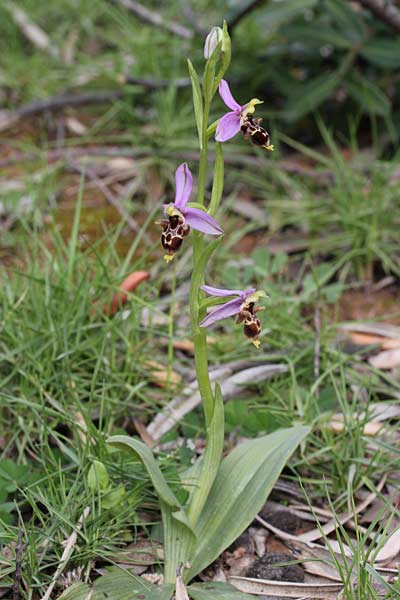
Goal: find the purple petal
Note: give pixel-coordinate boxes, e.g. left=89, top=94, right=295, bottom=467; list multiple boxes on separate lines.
left=215, top=112, right=241, bottom=142
left=219, top=79, right=241, bottom=111
left=174, top=163, right=193, bottom=209
left=201, top=285, right=243, bottom=298
left=183, top=207, right=223, bottom=235
left=200, top=297, right=242, bottom=328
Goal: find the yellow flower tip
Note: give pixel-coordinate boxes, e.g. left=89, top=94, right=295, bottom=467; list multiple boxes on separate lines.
left=246, top=290, right=267, bottom=304
left=242, top=98, right=263, bottom=118
left=252, top=338, right=261, bottom=349
left=265, top=144, right=274, bottom=152
left=165, top=204, right=182, bottom=218
left=163, top=254, right=175, bottom=264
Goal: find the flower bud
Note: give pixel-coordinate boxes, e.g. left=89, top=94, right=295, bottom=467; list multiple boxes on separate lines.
left=204, top=26, right=223, bottom=59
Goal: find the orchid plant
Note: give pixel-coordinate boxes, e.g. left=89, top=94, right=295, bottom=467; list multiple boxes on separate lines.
left=104, top=22, right=309, bottom=598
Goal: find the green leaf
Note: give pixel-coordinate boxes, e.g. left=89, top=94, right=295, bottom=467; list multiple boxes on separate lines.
left=187, top=59, right=203, bottom=147
left=257, top=0, right=318, bottom=31
left=345, top=76, right=390, bottom=116
left=58, top=568, right=174, bottom=599
left=106, top=435, right=180, bottom=510
left=324, top=0, right=365, bottom=43
left=189, top=581, right=255, bottom=599
left=187, top=383, right=224, bottom=525
left=88, top=460, right=109, bottom=492
left=360, top=38, right=400, bottom=69
left=187, top=426, right=310, bottom=580
left=208, top=143, right=224, bottom=216
left=285, top=73, right=340, bottom=121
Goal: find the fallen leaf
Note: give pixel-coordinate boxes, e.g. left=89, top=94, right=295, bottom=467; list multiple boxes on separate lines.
left=176, top=564, right=190, bottom=600
left=369, top=348, right=400, bottom=370
left=329, top=414, right=383, bottom=436
left=145, top=360, right=182, bottom=388
left=101, top=271, right=149, bottom=317
left=229, top=575, right=343, bottom=598
left=375, top=524, right=400, bottom=565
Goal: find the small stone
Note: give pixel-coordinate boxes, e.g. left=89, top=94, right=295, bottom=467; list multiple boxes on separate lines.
left=246, top=551, right=304, bottom=583
left=260, top=509, right=303, bottom=534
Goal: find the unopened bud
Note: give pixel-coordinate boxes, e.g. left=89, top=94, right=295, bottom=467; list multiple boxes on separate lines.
left=204, top=26, right=223, bottom=59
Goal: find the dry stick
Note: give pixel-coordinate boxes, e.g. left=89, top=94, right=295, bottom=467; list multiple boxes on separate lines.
left=313, top=298, right=321, bottom=397
left=358, top=0, right=400, bottom=33
left=4, top=1, right=59, bottom=58
left=69, top=161, right=152, bottom=244
left=12, top=529, right=25, bottom=600
left=0, top=91, right=123, bottom=133
left=40, top=506, right=90, bottom=600
left=114, top=0, right=193, bottom=39
left=228, top=0, right=268, bottom=30
left=0, top=74, right=191, bottom=134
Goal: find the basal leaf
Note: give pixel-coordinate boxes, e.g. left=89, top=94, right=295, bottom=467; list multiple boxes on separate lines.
left=58, top=568, right=174, bottom=599
left=106, top=435, right=179, bottom=509
left=187, top=425, right=310, bottom=580
left=189, top=581, right=255, bottom=599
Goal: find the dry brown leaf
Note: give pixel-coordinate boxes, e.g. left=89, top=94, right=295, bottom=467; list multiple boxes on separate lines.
left=65, top=117, right=88, bottom=136
left=107, top=539, right=163, bottom=574
left=99, top=270, right=149, bottom=317
left=375, top=525, right=400, bottom=565
left=175, top=564, right=190, bottom=600
left=229, top=575, right=343, bottom=598
left=133, top=418, right=156, bottom=448
left=145, top=360, right=182, bottom=388
left=347, top=332, right=400, bottom=349
left=329, top=414, right=383, bottom=436
left=369, top=348, right=400, bottom=370
left=298, top=474, right=387, bottom=543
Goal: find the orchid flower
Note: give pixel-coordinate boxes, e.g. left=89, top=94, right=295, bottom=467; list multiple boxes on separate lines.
left=200, top=285, right=266, bottom=347
left=158, top=163, right=223, bottom=262
left=216, top=79, right=273, bottom=151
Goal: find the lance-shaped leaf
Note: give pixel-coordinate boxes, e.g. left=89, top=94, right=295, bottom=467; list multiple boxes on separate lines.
left=107, top=435, right=180, bottom=508
left=186, top=425, right=310, bottom=580
left=58, top=568, right=174, bottom=599
left=187, top=59, right=203, bottom=147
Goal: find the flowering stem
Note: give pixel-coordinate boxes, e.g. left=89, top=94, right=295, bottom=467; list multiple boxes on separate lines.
left=189, top=234, right=215, bottom=428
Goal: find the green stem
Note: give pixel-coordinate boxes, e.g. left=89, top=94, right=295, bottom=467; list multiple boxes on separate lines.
left=189, top=235, right=215, bottom=428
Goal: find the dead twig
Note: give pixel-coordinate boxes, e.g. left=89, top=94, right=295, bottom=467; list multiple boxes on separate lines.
left=69, top=161, right=152, bottom=244
left=0, top=74, right=190, bottom=133
left=313, top=299, right=321, bottom=396
left=358, top=0, right=400, bottom=33
left=40, top=507, right=90, bottom=600
left=12, top=529, right=25, bottom=600
left=4, top=1, right=59, bottom=58
left=147, top=363, right=288, bottom=440
left=114, top=0, right=193, bottom=39
left=0, top=92, right=124, bottom=133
